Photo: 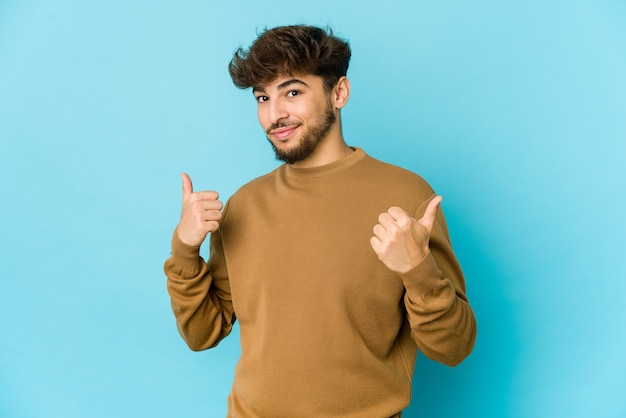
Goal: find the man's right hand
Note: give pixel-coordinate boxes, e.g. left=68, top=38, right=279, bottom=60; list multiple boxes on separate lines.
left=176, top=173, right=223, bottom=247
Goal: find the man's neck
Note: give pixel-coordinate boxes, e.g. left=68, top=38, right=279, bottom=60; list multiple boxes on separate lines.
left=289, top=128, right=353, bottom=169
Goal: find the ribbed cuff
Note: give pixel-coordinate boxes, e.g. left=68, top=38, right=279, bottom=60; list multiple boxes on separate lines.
left=398, top=251, right=446, bottom=296
left=170, top=230, right=204, bottom=269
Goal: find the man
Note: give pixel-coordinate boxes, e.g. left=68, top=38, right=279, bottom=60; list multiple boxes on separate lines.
left=165, top=25, right=476, bottom=418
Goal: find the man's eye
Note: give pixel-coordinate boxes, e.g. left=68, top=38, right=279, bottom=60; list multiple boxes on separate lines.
left=287, top=90, right=300, bottom=98
left=256, top=96, right=268, bottom=103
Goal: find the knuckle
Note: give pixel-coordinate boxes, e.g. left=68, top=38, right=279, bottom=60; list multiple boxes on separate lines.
left=189, top=200, right=202, bottom=210
left=387, top=224, right=401, bottom=236
left=397, top=218, right=410, bottom=229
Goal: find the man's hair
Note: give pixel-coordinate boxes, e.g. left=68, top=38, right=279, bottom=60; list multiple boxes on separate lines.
left=228, top=25, right=351, bottom=93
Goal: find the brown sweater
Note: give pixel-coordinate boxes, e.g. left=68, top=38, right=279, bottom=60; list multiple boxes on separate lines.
left=165, top=148, right=476, bottom=417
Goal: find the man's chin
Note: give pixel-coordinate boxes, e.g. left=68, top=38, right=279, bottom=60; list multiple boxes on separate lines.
left=272, top=144, right=314, bottom=165
left=266, top=127, right=325, bottom=165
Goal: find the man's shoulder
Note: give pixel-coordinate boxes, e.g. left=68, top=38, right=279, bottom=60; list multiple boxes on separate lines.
left=229, top=165, right=284, bottom=201
left=359, top=153, right=433, bottom=193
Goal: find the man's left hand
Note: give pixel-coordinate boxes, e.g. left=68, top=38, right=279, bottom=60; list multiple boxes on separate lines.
left=370, top=196, right=443, bottom=274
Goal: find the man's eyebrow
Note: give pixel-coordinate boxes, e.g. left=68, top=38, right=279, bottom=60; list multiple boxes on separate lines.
left=277, top=79, right=310, bottom=90
left=252, top=79, right=310, bottom=94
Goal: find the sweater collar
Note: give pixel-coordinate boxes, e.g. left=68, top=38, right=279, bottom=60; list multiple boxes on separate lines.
left=284, top=147, right=366, bottom=180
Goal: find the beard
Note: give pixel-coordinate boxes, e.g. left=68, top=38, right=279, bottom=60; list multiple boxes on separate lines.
left=266, top=101, right=337, bottom=165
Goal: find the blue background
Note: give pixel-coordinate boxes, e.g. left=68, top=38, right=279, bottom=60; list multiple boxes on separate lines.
left=1, top=1, right=625, bottom=417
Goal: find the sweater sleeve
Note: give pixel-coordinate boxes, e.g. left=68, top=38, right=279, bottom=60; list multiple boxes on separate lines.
left=164, top=225, right=235, bottom=351
left=399, top=197, right=477, bottom=366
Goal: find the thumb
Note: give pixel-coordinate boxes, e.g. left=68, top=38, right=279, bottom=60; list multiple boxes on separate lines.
left=181, top=173, right=193, bottom=201
left=419, top=195, right=443, bottom=233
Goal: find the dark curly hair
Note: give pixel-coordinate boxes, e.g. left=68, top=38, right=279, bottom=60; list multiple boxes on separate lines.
left=228, top=25, right=351, bottom=93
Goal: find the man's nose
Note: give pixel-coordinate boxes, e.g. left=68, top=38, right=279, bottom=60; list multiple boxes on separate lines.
left=267, top=98, right=288, bottom=124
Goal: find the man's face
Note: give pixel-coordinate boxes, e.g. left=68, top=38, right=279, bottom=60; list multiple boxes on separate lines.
left=253, top=74, right=337, bottom=165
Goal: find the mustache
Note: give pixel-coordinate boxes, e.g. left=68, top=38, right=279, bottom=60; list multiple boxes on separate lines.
left=266, top=120, right=302, bottom=135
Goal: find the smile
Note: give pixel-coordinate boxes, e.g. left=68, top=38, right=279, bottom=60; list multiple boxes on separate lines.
left=270, top=125, right=300, bottom=141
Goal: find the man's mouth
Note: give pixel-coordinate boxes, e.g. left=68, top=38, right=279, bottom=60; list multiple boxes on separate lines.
left=269, top=125, right=299, bottom=141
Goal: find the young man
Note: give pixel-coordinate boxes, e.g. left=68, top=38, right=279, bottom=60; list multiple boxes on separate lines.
left=165, top=25, right=476, bottom=418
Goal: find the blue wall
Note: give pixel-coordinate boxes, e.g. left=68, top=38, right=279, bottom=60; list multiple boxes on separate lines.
left=1, top=1, right=625, bottom=417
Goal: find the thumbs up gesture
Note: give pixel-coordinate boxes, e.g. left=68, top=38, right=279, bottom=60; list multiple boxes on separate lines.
left=370, top=196, right=443, bottom=274
left=176, top=173, right=223, bottom=247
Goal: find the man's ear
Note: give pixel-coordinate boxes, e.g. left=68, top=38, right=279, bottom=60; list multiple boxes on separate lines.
left=332, top=76, right=350, bottom=109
